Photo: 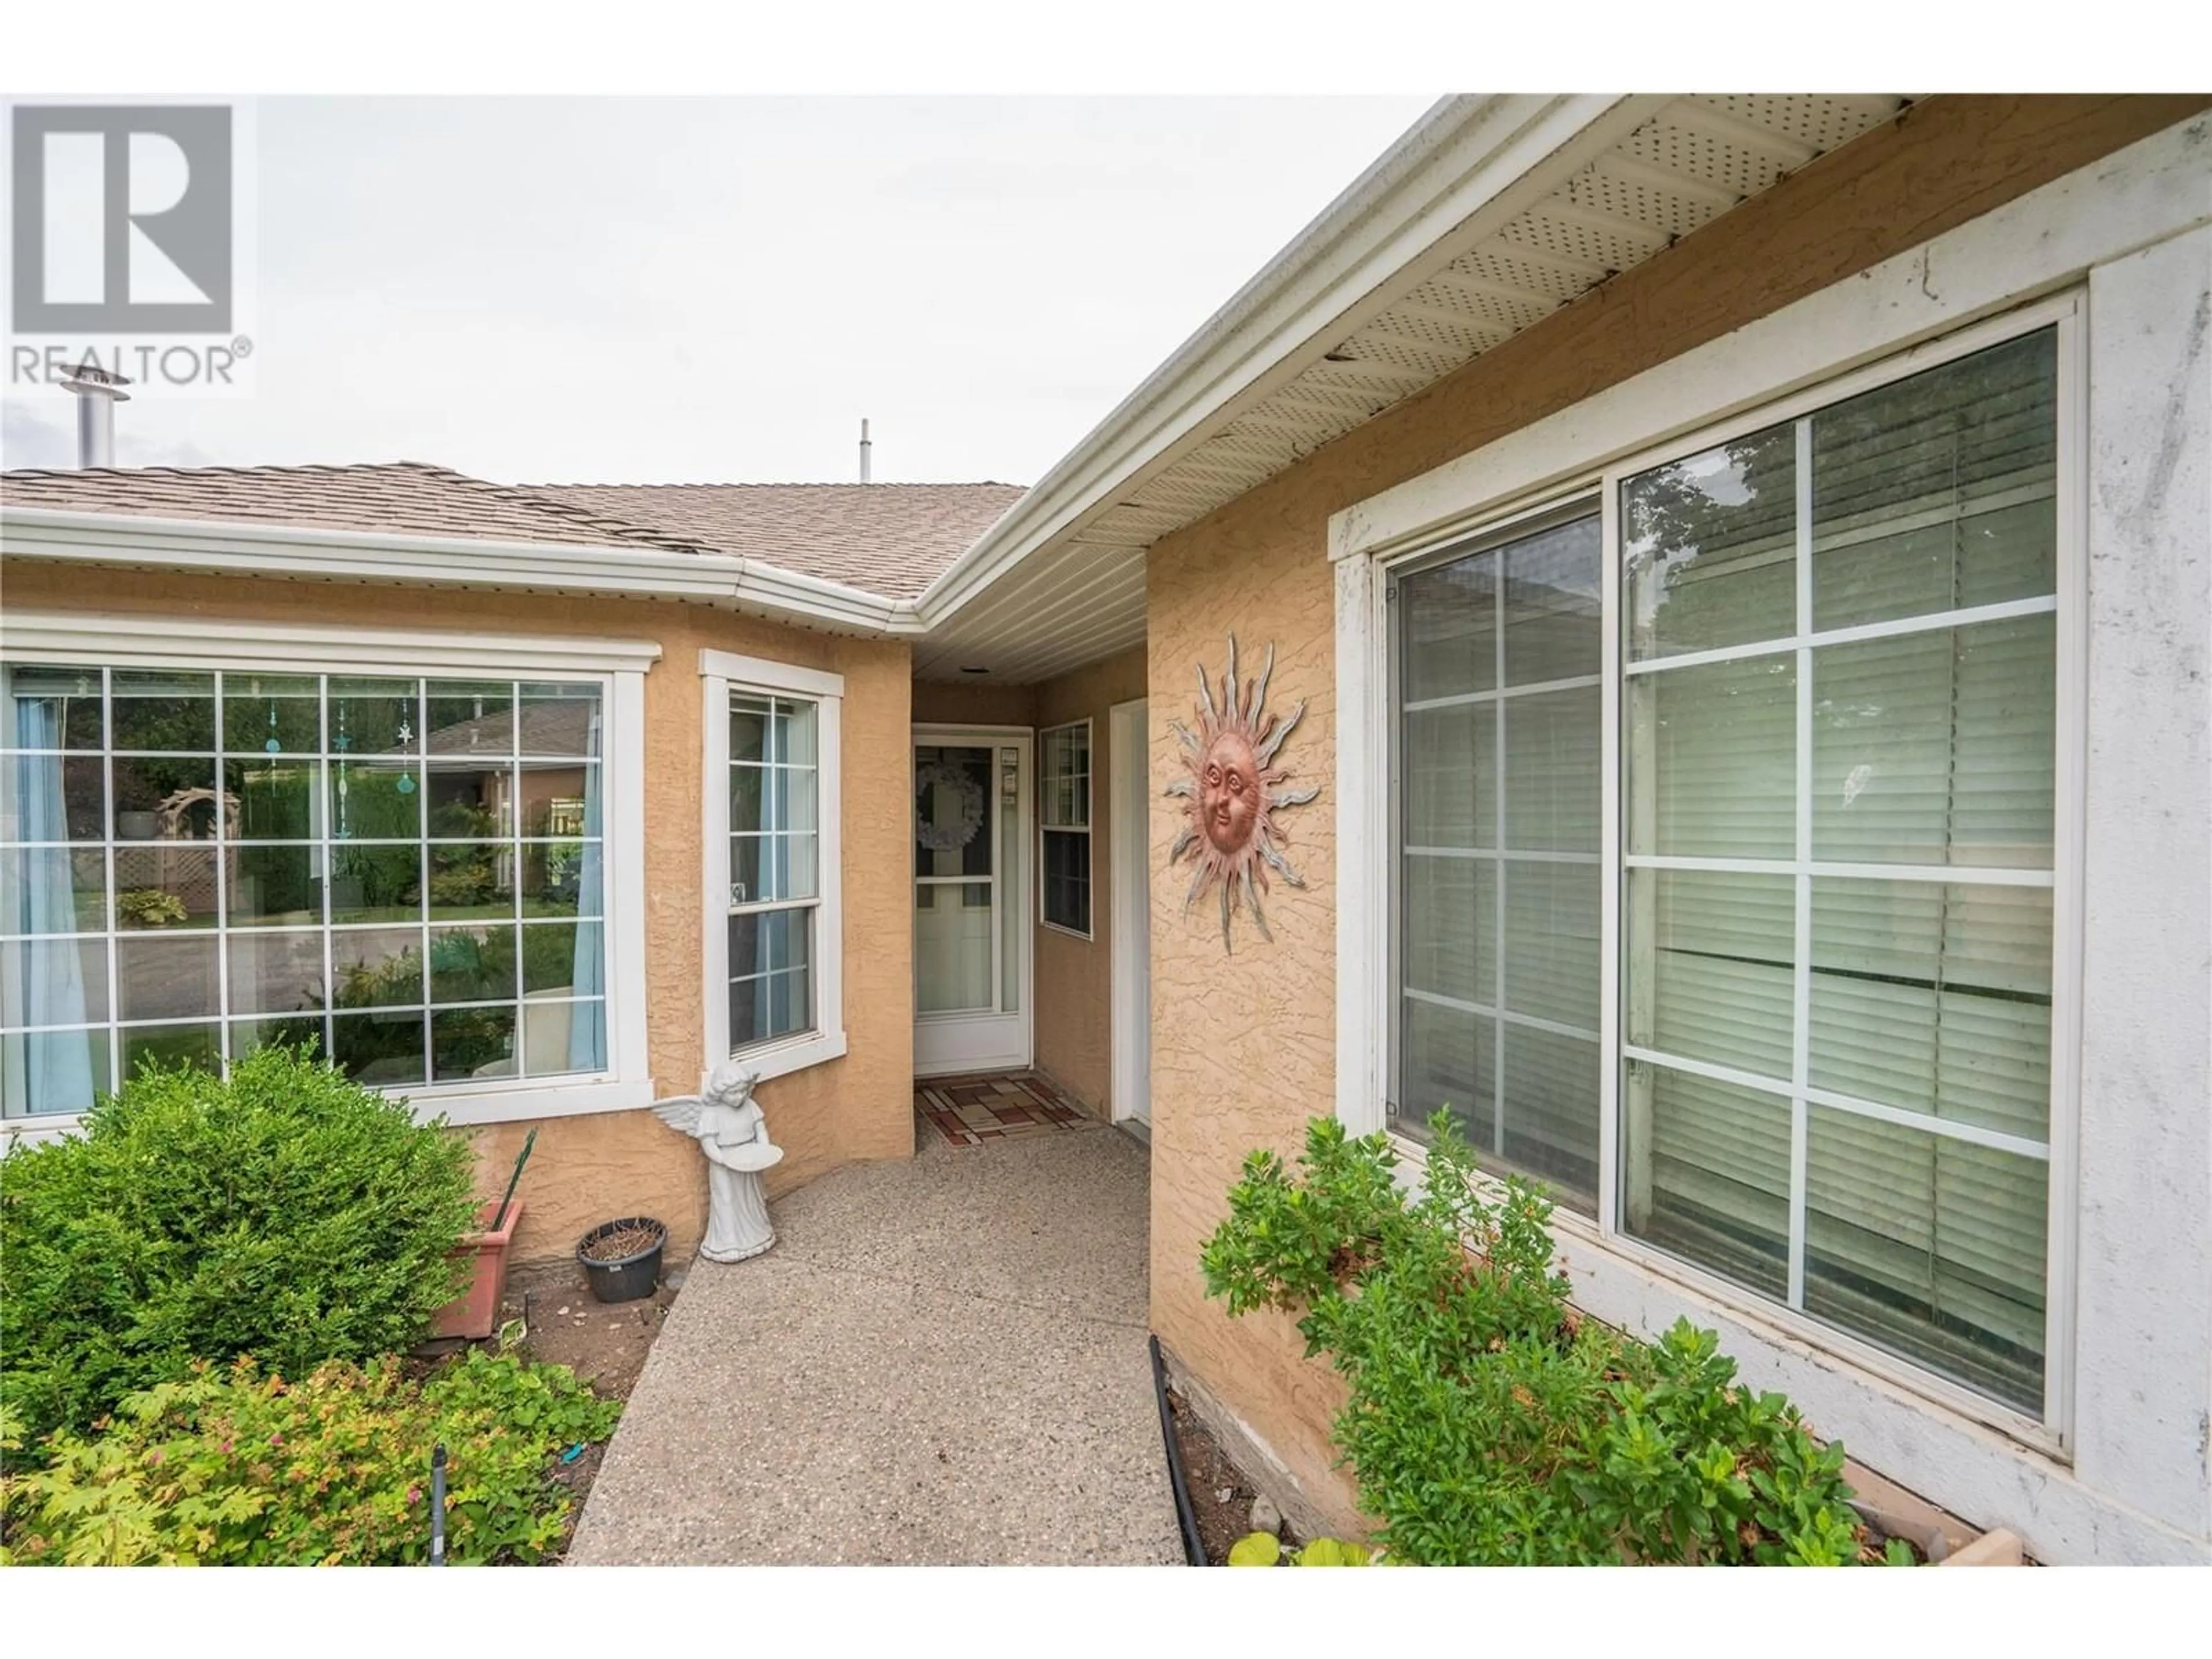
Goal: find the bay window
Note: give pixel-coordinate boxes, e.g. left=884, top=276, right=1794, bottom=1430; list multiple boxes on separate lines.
left=1, top=646, right=644, bottom=1124
left=1383, top=310, right=2070, bottom=1419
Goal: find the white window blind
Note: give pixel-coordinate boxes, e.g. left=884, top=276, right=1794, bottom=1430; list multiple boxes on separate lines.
left=1619, top=327, right=2059, bottom=1412
left=1395, top=512, right=1602, bottom=1211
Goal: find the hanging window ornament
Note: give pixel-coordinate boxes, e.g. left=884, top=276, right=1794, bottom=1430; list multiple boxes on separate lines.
left=334, top=700, right=351, bottom=837
left=394, top=714, right=416, bottom=794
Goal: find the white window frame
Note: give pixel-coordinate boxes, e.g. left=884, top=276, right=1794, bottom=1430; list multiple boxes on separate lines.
left=1342, top=129, right=2212, bottom=1560
left=1342, top=293, right=2084, bottom=1451
left=0, top=613, right=660, bottom=1136
left=1038, top=717, right=1093, bottom=941
left=699, top=649, right=846, bottom=1087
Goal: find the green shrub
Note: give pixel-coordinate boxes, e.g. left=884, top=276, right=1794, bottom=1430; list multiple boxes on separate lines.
left=1200, top=1112, right=1896, bottom=1566
left=0, top=1045, right=480, bottom=1445
left=1, top=1350, right=620, bottom=1565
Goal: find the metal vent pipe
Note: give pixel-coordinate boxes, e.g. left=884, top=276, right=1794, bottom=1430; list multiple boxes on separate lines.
left=60, top=361, right=132, bottom=468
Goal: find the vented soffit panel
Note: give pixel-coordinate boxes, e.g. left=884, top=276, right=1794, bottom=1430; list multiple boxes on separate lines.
left=914, top=93, right=1907, bottom=683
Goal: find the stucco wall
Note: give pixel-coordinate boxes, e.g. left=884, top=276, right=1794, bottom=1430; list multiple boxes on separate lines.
left=0, top=562, right=915, bottom=1263
left=910, top=679, right=1035, bottom=729
left=1029, top=645, right=1146, bottom=1114
left=1141, top=94, right=2209, bottom=1543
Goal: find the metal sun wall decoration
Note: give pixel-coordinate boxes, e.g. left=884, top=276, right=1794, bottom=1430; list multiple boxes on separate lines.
left=1166, top=634, right=1320, bottom=951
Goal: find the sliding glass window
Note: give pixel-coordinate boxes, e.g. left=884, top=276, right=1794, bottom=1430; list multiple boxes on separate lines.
left=1619, top=327, right=2060, bottom=1412
left=1394, top=509, right=1602, bottom=1212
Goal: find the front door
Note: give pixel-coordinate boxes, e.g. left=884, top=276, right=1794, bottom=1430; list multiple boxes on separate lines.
left=912, top=726, right=1032, bottom=1075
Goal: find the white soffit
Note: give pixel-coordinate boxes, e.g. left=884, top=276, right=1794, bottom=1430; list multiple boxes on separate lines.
left=916, top=92, right=1907, bottom=684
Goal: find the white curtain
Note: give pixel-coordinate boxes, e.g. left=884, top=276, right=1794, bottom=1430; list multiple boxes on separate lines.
left=8, top=696, right=96, bottom=1113
left=566, top=706, right=605, bottom=1071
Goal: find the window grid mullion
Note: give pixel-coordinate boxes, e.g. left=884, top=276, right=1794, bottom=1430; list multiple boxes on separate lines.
left=1788, top=414, right=1815, bottom=1312
left=101, top=668, right=120, bottom=1093
left=318, top=673, right=335, bottom=1071
left=214, top=673, right=233, bottom=1069
left=1491, top=549, right=1507, bottom=1160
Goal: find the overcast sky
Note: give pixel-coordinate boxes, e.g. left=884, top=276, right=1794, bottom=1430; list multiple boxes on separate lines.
left=2, top=96, right=1432, bottom=486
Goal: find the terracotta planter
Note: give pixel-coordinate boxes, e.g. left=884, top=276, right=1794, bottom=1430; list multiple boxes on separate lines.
left=433, top=1199, right=526, bottom=1340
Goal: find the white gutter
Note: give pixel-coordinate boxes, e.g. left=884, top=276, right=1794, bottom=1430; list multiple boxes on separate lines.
left=0, top=506, right=923, bottom=635
left=908, top=93, right=1666, bottom=629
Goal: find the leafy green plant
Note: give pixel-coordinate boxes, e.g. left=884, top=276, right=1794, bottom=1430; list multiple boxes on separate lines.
left=1, top=1351, right=619, bottom=1565
left=1226, top=1533, right=1378, bottom=1566
left=0, top=1045, right=480, bottom=1446
left=1199, top=1112, right=1885, bottom=1566
left=1227, top=1531, right=1283, bottom=1566
left=1291, top=1536, right=1375, bottom=1566
left=115, top=887, right=189, bottom=927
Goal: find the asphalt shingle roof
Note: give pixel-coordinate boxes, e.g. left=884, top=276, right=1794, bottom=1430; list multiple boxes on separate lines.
left=522, top=482, right=1025, bottom=599
left=1, top=463, right=1027, bottom=601
left=0, top=461, right=706, bottom=554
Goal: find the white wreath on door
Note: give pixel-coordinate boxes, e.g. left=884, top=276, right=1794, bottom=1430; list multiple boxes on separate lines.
left=914, top=760, right=987, bottom=853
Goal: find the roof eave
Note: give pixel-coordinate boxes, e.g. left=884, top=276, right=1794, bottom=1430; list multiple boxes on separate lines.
left=910, top=92, right=1669, bottom=630
left=0, top=506, right=926, bottom=636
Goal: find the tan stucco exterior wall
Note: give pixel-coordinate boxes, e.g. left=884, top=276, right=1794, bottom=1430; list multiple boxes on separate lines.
left=0, top=560, right=916, bottom=1263
left=910, top=680, right=1035, bottom=729
left=1030, top=646, right=1146, bottom=1113
left=1140, top=94, right=2209, bottom=1536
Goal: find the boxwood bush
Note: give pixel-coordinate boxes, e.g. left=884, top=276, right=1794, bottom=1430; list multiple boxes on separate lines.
left=1200, top=1112, right=1904, bottom=1566
left=1, top=1046, right=480, bottom=1444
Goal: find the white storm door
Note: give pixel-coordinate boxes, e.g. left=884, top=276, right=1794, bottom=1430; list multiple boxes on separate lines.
left=912, top=726, right=1032, bottom=1075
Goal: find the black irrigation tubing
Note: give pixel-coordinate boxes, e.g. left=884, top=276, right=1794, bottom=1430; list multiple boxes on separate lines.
left=1150, top=1333, right=1206, bottom=1567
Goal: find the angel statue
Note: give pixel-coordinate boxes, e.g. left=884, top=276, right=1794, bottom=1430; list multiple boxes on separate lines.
left=652, top=1060, right=786, bottom=1262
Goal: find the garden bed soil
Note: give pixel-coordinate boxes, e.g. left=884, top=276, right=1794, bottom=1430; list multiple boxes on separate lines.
left=1165, top=1385, right=1291, bottom=1566
left=497, top=1253, right=684, bottom=1403
left=417, top=1249, right=689, bottom=1559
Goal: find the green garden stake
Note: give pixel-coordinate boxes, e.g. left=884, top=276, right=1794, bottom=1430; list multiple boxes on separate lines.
left=489, top=1128, right=536, bottom=1234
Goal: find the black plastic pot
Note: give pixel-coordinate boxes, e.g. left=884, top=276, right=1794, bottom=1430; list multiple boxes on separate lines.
left=577, top=1216, right=666, bottom=1303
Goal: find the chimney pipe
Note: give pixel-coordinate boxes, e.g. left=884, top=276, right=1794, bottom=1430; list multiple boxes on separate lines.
left=60, top=360, right=132, bottom=468
left=858, top=418, right=872, bottom=485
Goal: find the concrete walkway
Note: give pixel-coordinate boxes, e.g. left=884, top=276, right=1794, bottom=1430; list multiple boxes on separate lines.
left=566, top=1120, right=1182, bottom=1565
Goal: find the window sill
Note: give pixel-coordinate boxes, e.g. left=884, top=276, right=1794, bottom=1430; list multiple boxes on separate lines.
left=725, top=1027, right=847, bottom=1088
left=1040, top=920, right=1095, bottom=943
left=416, top=1076, right=658, bottom=1127
left=1380, top=1127, right=2062, bottom=1459
left=1, top=1073, right=661, bottom=1141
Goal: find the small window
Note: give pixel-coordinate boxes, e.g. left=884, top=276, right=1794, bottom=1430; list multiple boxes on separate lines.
left=727, top=691, right=819, bottom=1052
left=1040, top=720, right=1091, bottom=938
